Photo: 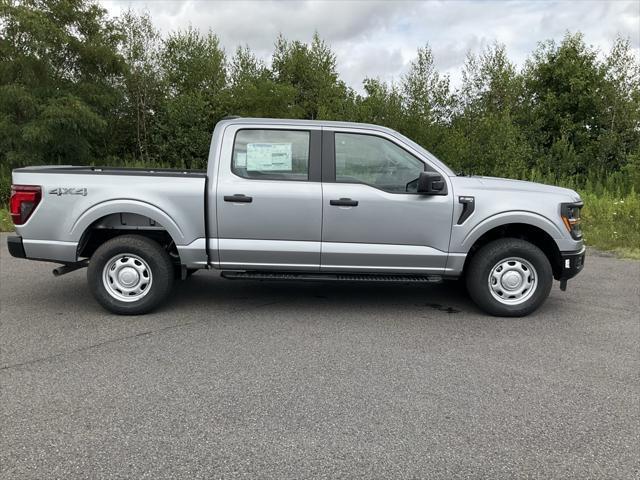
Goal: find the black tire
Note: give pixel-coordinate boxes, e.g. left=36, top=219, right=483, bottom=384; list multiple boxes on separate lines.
left=186, top=268, right=198, bottom=278
left=465, top=238, right=553, bottom=317
left=87, top=235, right=174, bottom=315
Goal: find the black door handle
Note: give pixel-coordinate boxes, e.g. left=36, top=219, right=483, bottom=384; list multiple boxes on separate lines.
left=330, top=198, right=358, bottom=207
left=224, top=194, right=252, bottom=203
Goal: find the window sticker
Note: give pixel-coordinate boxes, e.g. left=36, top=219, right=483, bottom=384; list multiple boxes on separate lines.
left=235, top=152, right=247, bottom=168
left=247, top=143, right=292, bottom=171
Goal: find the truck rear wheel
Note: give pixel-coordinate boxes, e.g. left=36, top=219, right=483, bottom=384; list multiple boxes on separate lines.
left=87, top=235, right=174, bottom=315
left=465, top=238, right=552, bottom=317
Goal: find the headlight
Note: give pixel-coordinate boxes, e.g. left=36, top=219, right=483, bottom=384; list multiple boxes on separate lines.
left=561, top=202, right=583, bottom=240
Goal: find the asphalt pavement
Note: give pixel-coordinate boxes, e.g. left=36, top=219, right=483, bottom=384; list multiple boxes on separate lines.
left=1, top=233, right=639, bottom=479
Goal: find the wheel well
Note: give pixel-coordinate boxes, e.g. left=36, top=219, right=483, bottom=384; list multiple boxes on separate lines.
left=77, top=213, right=180, bottom=263
left=463, top=223, right=562, bottom=278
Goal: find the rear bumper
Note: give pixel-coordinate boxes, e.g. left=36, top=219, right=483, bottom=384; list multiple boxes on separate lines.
left=7, top=236, right=26, bottom=259
left=557, top=246, right=586, bottom=281
left=6, top=235, right=78, bottom=263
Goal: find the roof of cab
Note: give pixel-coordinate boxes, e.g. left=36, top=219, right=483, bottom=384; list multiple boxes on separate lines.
left=218, top=117, right=396, bottom=133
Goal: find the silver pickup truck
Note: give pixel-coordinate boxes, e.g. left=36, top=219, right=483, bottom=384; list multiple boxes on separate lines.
left=7, top=117, right=585, bottom=316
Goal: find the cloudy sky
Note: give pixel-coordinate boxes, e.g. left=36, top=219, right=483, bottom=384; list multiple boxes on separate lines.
left=102, top=0, right=639, bottom=91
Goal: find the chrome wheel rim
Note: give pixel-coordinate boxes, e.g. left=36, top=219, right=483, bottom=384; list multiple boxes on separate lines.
left=488, top=257, right=537, bottom=305
left=102, top=253, right=152, bottom=302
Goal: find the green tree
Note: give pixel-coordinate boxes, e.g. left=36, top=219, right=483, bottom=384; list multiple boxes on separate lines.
left=272, top=32, right=353, bottom=119
left=354, top=78, right=405, bottom=131
left=400, top=45, right=453, bottom=156
left=153, top=27, right=226, bottom=169
left=600, top=37, right=640, bottom=189
left=522, top=33, right=609, bottom=180
left=227, top=46, right=298, bottom=118
left=447, top=43, right=530, bottom=176
left=116, top=9, right=162, bottom=164
left=0, top=0, right=125, bottom=168
left=459, top=43, right=521, bottom=116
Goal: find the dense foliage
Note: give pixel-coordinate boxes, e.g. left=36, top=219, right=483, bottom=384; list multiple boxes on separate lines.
left=1, top=0, right=639, bottom=253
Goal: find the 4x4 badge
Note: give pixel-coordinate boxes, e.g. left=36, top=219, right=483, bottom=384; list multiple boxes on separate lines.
left=49, top=187, right=87, bottom=196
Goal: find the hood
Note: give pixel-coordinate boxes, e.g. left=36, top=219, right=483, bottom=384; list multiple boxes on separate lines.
left=452, top=175, right=581, bottom=202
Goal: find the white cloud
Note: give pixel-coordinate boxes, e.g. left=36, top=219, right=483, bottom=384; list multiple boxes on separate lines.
left=101, top=0, right=640, bottom=91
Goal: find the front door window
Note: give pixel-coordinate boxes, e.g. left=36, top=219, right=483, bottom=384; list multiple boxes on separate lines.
left=335, top=133, right=425, bottom=193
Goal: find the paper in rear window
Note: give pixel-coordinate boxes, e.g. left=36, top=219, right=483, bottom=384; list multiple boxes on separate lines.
left=246, top=143, right=292, bottom=171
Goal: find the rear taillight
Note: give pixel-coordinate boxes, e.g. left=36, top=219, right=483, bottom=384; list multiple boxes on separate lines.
left=9, top=185, right=42, bottom=225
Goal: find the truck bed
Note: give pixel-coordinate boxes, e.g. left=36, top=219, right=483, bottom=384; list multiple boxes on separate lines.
left=11, top=165, right=208, bottom=266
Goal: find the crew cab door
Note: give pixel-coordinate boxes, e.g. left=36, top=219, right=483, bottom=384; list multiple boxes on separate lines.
left=215, top=124, right=322, bottom=270
left=320, top=129, right=454, bottom=273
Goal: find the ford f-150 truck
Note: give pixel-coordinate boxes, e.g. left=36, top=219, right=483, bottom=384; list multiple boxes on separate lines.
left=7, top=117, right=585, bottom=316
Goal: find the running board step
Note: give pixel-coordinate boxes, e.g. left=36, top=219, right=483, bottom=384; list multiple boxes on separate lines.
left=221, top=271, right=443, bottom=283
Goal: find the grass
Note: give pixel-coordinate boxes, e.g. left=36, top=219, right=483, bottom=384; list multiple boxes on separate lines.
left=0, top=208, right=12, bottom=232
left=606, top=248, right=640, bottom=260
left=578, top=190, right=640, bottom=259
left=1, top=193, right=639, bottom=259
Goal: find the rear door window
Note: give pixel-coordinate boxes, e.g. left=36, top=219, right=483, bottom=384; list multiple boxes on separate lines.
left=232, top=129, right=310, bottom=181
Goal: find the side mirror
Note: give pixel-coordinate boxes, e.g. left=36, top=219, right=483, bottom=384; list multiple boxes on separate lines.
left=417, top=171, right=446, bottom=195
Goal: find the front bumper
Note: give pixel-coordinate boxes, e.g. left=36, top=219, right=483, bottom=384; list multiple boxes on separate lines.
left=557, top=246, right=586, bottom=281
left=7, top=236, right=26, bottom=259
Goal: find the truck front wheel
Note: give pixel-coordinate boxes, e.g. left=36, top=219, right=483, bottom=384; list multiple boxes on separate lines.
left=87, top=235, right=174, bottom=315
left=465, top=238, right=553, bottom=317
